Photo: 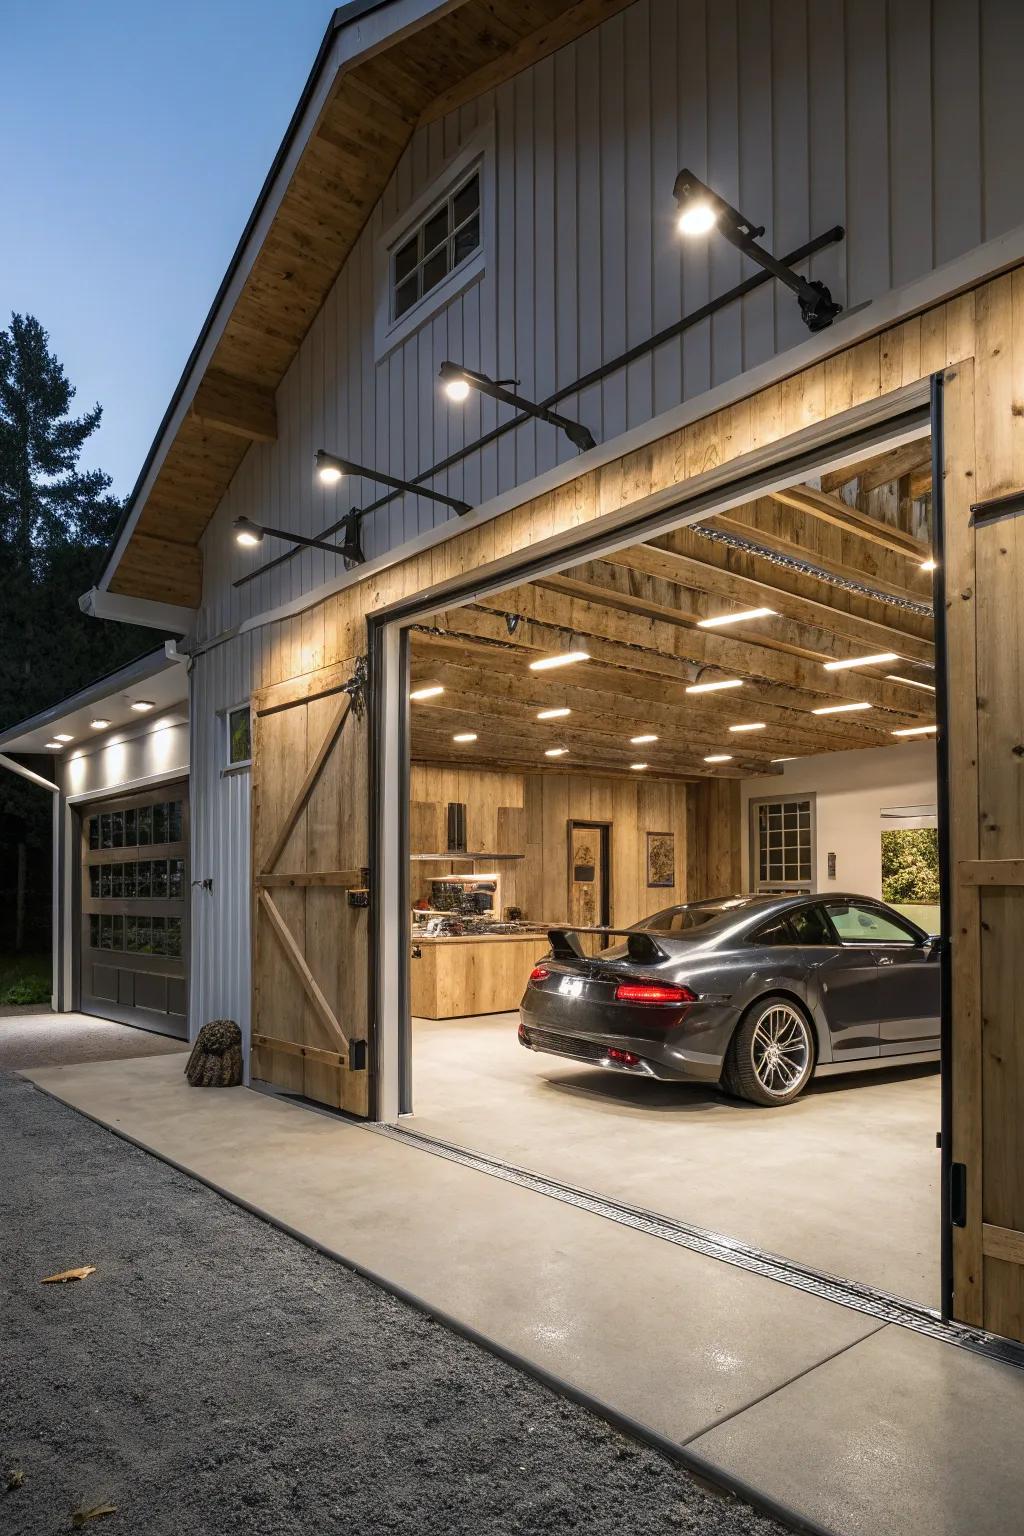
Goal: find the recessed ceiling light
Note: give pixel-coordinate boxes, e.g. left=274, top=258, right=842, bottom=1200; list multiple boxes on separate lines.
left=537, top=707, right=571, bottom=720
left=629, top=734, right=658, bottom=744
left=410, top=685, right=444, bottom=701
left=130, top=700, right=155, bottom=713
left=529, top=650, right=590, bottom=672
left=703, top=754, right=733, bottom=763
left=822, top=652, right=899, bottom=672
left=771, top=756, right=798, bottom=763
left=54, top=733, right=73, bottom=742
left=892, top=725, right=938, bottom=737
left=811, top=701, right=872, bottom=715
left=90, top=718, right=111, bottom=729
left=886, top=674, right=936, bottom=693
left=43, top=742, right=62, bottom=750
left=697, top=607, right=776, bottom=629
left=685, top=678, right=743, bottom=695
left=629, top=762, right=649, bottom=771
left=920, top=558, right=937, bottom=572
left=728, top=722, right=767, bottom=733
left=544, top=747, right=569, bottom=757
left=452, top=732, right=477, bottom=743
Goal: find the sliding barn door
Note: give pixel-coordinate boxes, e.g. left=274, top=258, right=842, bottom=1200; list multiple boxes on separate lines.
left=250, top=658, right=369, bottom=1115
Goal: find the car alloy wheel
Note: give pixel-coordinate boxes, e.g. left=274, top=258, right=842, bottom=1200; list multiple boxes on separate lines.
left=749, top=1001, right=812, bottom=1099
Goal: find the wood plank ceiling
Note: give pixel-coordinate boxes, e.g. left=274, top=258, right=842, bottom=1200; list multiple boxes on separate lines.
left=108, top=0, right=635, bottom=606
left=410, top=443, right=938, bottom=783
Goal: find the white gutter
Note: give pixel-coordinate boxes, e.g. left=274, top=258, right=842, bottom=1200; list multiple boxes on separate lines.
left=0, top=754, right=61, bottom=1012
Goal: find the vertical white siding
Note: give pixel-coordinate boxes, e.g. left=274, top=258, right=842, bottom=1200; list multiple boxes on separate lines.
left=187, top=0, right=1024, bottom=1045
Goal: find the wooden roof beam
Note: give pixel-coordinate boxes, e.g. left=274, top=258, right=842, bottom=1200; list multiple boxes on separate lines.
left=771, top=484, right=931, bottom=562
left=820, top=439, right=932, bottom=494
left=190, top=369, right=277, bottom=444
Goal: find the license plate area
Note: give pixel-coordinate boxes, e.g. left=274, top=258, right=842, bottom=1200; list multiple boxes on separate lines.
left=558, top=975, right=584, bottom=999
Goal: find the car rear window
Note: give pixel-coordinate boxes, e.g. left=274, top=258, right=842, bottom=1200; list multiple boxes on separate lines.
left=641, top=905, right=734, bottom=933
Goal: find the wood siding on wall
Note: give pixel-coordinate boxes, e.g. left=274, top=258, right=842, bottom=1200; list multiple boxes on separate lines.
left=195, top=0, right=1024, bottom=645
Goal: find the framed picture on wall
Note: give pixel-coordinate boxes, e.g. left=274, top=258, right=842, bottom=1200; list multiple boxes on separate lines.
left=646, top=831, right=674, bottom=888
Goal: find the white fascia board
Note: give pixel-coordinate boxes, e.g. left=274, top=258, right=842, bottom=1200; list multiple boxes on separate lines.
left=189, top=218, right=1024, bottom=654
left=79, top=586, right=196, bottom=634
left=97, top=1, right=464, bottom=597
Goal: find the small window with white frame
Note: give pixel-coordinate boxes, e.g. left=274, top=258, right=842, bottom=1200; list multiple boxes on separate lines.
left=226, top=704, right=252, bottom=770
left=390, top=169, right=481, bottom=324
left=750, top=794, right=815, bottom=894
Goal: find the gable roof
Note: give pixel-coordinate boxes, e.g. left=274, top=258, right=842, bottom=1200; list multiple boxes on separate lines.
left=99, top=0, right=632, bottom=611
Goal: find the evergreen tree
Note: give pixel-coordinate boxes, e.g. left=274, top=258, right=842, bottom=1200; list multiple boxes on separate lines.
left=0, top=313, right=161, bottom=955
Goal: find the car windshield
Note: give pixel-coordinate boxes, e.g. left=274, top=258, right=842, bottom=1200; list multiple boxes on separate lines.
left=638, top=898, right=765, bottom=935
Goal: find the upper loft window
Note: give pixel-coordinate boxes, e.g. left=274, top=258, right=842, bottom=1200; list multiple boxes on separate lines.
left=390, top=171, right=481, bottom=324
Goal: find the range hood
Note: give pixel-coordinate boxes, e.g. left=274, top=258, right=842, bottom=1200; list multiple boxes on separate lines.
left=409, top=800, right=524, bottom=859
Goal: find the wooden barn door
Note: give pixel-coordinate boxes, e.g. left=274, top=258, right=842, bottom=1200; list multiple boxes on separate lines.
left=250, top=657, right=369, bottom=1115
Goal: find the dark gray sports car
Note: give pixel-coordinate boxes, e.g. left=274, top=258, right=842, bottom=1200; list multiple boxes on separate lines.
left=518, top=893, right=941, bottom=1105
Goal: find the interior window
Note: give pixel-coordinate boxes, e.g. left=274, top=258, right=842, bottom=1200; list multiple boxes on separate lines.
left=788, top=905, right=834, bottom=945
left=227, top=705, right=252, bottom=768
left=825, top=902, right=918, bottom=945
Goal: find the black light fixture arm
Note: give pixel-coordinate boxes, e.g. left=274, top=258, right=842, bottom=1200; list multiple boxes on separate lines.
left=673, top=168, right=842, bottom=332
left=439, top=362, right=597, bottom=453
left=316, top=450, right=472, bottom=516
left=234, top=514, right=364, bottom=564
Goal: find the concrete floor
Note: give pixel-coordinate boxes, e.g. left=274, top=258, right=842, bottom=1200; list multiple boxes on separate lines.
left=19, top=1052, right=1024, bottom=1536
left=409, top=1012, right=941, bottom=1307
left=0, top=1010, right=188, bottom=1072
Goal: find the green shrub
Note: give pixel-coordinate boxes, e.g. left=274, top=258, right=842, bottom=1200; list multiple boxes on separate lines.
left=881, top=828, right=940, bottom=904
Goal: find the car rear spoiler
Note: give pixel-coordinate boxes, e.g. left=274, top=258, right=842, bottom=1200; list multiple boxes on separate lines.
left=546, top=927, right=671, bottom=964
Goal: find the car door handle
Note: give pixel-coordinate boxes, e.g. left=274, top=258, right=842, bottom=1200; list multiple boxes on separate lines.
left=877, top=955, right=894, bottom=966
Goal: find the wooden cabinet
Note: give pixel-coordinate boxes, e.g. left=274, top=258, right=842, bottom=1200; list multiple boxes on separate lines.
left=410, top=934, right=549, bottom=1019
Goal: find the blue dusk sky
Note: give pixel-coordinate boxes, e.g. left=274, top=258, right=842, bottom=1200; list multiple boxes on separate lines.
left=2, top=1, right=336, bottom=499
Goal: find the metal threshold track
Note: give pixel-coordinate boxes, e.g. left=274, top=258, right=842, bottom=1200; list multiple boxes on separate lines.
left=369, top=1119, right=1024, bottom=1373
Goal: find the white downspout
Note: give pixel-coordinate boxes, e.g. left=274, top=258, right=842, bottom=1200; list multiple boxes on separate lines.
left=0, top=754, right=61, bottom=1012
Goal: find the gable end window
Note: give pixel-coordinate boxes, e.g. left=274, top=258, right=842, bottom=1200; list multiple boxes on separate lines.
left=390, top=171, right=481, bottom=323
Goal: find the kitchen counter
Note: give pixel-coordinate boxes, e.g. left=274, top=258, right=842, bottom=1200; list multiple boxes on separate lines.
left=410, top=931, right=550, bottom=1019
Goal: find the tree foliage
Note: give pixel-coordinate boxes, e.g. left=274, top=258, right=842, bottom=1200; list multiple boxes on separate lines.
left=0, top=313, right=159, bottom=949
left=881, top=827, right=940, bottom=904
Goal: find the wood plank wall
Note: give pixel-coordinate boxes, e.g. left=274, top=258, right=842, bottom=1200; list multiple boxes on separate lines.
left=408, top=763, right=694, bottom=926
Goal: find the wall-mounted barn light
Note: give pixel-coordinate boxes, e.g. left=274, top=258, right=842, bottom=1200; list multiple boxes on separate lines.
left=673, top=169, right=842, bottom=332
left=438, top=362, right=597, bottom=453
left=315, top=450, right=471, bottom=516
left=233, top=514, right=365, bottom=566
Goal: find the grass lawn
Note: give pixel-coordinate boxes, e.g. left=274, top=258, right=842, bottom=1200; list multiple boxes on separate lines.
left=0, top=952, right=51, bottom=1006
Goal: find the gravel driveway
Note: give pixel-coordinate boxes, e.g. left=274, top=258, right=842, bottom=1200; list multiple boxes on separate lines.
left=1, top=1072, right=783, bottom=1536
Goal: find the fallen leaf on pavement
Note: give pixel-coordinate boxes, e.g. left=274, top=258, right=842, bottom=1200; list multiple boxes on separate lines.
left=72, top=1503, right=117, bottom=1526
left=41, top=1266, right=97, bottom=1285
left=5, top=1468, right=25, bottom=1490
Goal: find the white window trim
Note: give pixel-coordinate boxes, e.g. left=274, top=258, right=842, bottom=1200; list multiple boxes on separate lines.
left=225, top=702, right=252, bottom=771
left=374, top=123, right=495, bottom=361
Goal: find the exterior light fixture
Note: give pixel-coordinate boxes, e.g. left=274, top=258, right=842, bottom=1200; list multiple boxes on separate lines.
left=685, top=678, right=743, bottom=695
left=54, top=733, right=74, bottom=742
left=892, top=725, right=938, bottom=737
left=438, top=362, right=597, bottom=453
left=822, top=652, right=899, bottom=673
left=728, top=722, right=767, bottom=733
left=529, top=650, right=590, bottom=672
left=920, top=558, right=937, bottom=572
left=630, top=762, right=649, bottom=771
left=537, top=707, right=571, bottom=720
left=544, top=747, right=569, bottom=757
left=315, top=449, right=471, bottom=516
left=452, top=732, right=478, bottom=743
left=673, top=168, right=842, bottom=331
left=704, top=754, right=733, bottom=763
left=697, top=607, right=776, bottom=629
left=811, top=701, right=872, bottom=715
left=130, top=701, right=155, bottom=713
left=410, top=685, right=444, bottom=701
left=234, top=513, right=365, bottom=566
left=886, top=674, right=936, bottom=693
left=90, top=718, right=111, bottom=729
left=630, top=734, right=658, bottom=744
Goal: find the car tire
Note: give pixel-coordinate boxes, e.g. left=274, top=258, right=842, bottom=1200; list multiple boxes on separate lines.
left=724, top=995, right=816, bottom=1107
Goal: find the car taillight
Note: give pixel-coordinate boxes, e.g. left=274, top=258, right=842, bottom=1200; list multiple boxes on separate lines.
left=529, top=965, right=550, bottom=983
left=613, top=982, right=696, bottom=1005
left=607, top=1047, right=641, bottom=1067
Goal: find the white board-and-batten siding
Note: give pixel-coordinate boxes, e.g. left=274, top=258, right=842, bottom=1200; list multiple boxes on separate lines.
left=185, top=0, right=1024, bottom=1041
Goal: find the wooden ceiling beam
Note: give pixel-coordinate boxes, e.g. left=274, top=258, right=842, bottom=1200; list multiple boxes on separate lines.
left=820, top=439, right=932, bottom=494
left=410, top=726, right=756, bottom=782
left=771, top=484, right=931, bottom=562
left=707, top=510, right=933, bottom=605
left=190, top=369, right=278, bottom=444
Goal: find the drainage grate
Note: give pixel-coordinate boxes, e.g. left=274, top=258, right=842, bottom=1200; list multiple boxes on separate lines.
left=369, top=1120, right=1024, bottom=1372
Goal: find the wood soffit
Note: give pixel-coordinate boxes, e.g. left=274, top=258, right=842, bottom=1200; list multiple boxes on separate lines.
left=107, top=0, right=634, bottom=608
